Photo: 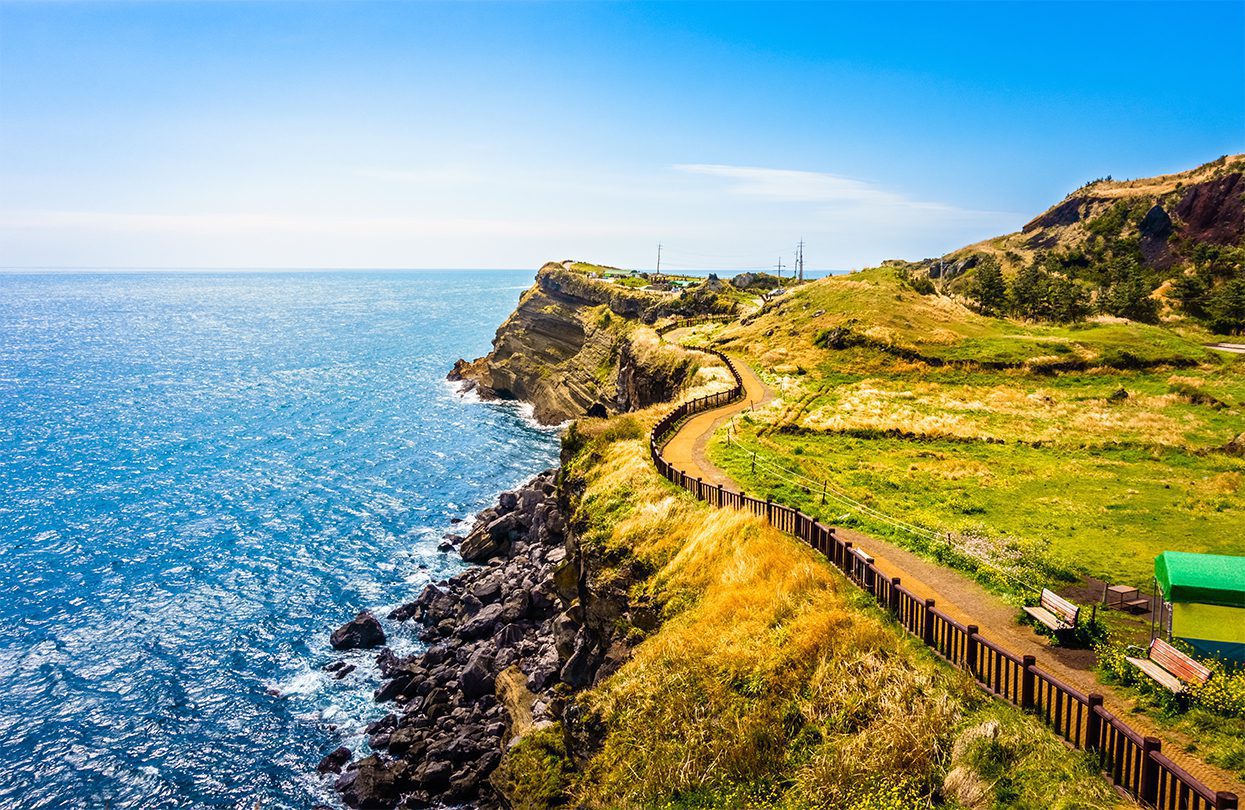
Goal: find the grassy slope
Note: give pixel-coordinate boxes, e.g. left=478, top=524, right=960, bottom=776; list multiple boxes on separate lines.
left=500, top=411, right=1123, bottom=809
left=703, top=268, right=1245, bottom=781
left=944, top=153, right=1245, bottom=277
left=712, top=268, right=1245, bottom=590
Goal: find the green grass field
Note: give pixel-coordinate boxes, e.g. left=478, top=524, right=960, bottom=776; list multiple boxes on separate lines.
left=711, top=428, right=1244, bottom=590
left=709, top=267, right=1245, bottom=595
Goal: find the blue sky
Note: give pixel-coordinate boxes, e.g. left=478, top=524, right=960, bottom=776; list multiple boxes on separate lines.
left=1, top=1, right=1242, bottom=271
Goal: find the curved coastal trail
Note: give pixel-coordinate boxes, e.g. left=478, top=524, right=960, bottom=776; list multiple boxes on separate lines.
left=661, top=340, right=1245, bottom=800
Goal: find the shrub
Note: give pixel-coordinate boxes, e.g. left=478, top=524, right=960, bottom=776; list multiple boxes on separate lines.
left=494, top=724, right=572, bottom=809
left=599, top=415, right=645, bottom=444
left=1189, top=662, right=1245, bottom=718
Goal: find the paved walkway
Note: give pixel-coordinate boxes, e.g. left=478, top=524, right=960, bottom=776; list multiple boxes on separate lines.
left=661, top=340, right=1245, bottom=799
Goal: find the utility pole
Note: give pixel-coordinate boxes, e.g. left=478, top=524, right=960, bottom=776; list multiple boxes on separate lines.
left=776, top=256, right=784, bottom=277
left=656, top=243, right=662, bottom=276
left=796, top=239, right=805, bottom=282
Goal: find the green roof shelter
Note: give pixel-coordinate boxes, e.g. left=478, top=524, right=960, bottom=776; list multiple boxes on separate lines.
left=1155, top=551, right=1245, bottom=664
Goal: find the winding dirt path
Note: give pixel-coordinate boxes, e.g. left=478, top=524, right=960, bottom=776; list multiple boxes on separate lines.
left=661, top=342, right=1245, bottom=800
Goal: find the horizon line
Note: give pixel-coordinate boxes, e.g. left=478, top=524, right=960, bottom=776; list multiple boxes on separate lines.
left=0, top=265, right=854, bottom=274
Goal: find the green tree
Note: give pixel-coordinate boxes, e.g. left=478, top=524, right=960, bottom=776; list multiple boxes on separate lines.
left=1047, top=275, right=1090, bottom=323
left=1009, top=263, right=1050, bottom=320
left=1170, top=273, right=1209, bottom=318
left=1099, top=260, right=1159, bottom=323
left=969, top=259, right=1008, bottom=316
left=1206, top=279, right=1245, bottom=335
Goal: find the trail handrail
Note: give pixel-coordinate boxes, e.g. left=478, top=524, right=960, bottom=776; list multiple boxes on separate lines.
left=648, top=348, right=1237, bottom=810
left=654, top=314, right=736, bottom=336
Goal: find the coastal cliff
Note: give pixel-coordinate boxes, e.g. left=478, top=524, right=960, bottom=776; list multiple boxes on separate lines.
left=322, top=257, right=1142, bottom=809
left=449, top=262, right=730, bottom=424
left=326, top=265, right=732, bottom=808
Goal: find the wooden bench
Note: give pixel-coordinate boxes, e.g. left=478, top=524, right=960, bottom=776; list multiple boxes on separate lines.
left=1125, top=638, right=1212, bottom=694
left=1023, top=588, right=1081, bottom=638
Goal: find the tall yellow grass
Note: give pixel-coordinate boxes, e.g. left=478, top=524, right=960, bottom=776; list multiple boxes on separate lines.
left=549, top=428, right=1120, bottom=809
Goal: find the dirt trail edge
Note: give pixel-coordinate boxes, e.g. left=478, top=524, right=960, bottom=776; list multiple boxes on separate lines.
left=661, top=346, right=1245, bottom=799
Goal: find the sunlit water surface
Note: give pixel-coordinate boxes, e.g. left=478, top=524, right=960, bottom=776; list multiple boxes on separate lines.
left=0, top=270, right=559, bottom=808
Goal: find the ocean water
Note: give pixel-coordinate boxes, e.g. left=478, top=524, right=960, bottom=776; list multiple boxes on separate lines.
left=0, top=270, right=560, bottom=809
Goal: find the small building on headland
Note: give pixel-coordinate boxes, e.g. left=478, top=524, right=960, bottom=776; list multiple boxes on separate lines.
left=1154, top=551, right=1245, bottom=664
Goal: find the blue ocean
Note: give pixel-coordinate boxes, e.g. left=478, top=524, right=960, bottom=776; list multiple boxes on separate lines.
left=0, top=270, right=560, bottom=809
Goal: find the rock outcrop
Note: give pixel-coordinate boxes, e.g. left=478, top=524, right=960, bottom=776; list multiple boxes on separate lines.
left=331, top=611, right=386, bottom=651
left=902, top=154, right=1245, bottom=295
left=327, top=470, right=646, bottom=809
left=450, top=263, right=706, bottom=424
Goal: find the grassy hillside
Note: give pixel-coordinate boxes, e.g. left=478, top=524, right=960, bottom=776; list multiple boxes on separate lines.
left=902, top=155, right=1245, bottom=335
left=945, top=155, right=1245, bottom=276
left=709, top=267, right=1245, bottom=592
left=497, top=406, right=1123, bottom=809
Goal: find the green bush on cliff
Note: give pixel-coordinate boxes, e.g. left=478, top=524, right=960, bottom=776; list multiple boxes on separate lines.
left=493, top=724, right=572, bottom=809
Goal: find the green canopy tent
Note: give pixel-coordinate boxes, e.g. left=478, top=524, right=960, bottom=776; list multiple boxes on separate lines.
left=1155, top=551, right=1245, bottom=664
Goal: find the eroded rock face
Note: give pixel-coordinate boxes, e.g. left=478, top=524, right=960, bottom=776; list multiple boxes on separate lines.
left=448, top=263, right=709, bottom=425
left=1175, top=173, right=1245, bottom=245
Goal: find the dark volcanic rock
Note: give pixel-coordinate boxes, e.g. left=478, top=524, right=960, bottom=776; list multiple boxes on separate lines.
left=317, top=746, right=351, bottom=775
left=332, top=467, right=643, bottom=810
left=1175, top=173, right=1245, bottom=245
left=1138, top=204, right=1176, bottom=268
left=460, top=648, right=495, bottom=699
left=459, top=513, right=524, bottom=562
left=335, top=755, right=405, bottom=809
left=331, top=611, right=386, bottom=651
left=1023, top=196, right=1097, bottom=231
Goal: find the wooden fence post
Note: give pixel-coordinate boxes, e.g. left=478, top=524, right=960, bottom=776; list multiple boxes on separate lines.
left=717, top=482, right=724, bottom=507
left=841, top=541, right=852, bottom=572
left=966, top=625, right=979, bottom=678
left=765, top=496, right=772, bottom=523
left=1140, top=737, right=1161, bottom=806
left=923, top=599, right=936, bottom=647
left=889, top=577, right=901, bottom=616
left=821, top=480, right=826, bottom=505
left=1217, top=792, right=1239, bottom=810
left=1086, top=694, right=1104, bottom=754
left=696, top=476, right=703, bottom=500
left=1021, top=655, right=1036, bottom=710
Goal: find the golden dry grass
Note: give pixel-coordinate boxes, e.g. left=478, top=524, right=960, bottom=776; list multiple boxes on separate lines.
left=551, top=428, right=1120, bottom=809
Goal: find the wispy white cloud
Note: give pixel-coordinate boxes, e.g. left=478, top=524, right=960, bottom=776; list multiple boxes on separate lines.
left=673, top=163, right=999, bottom=216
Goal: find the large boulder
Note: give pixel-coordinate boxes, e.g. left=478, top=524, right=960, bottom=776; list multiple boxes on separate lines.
left=459, top=512, right=524, bottom=562
left=331, top=611, right=386, bottom=650
left=335, top=755, right=405, bottom=809
left=317, top=746, right=351, bottom=775
left=460, top=648, right=495, bottom=699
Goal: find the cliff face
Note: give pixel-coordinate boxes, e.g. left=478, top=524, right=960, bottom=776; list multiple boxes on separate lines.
left=450, top=263, right=699, bottom=424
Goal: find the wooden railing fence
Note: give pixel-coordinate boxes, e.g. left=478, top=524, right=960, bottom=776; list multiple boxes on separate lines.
left=648, top=348, right=1238, bottom=810
left=654, top=314, right=736, bottom=335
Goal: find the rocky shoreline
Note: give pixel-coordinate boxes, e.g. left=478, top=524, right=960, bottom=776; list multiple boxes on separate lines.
left=320, top=468, right=625, bottom=808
